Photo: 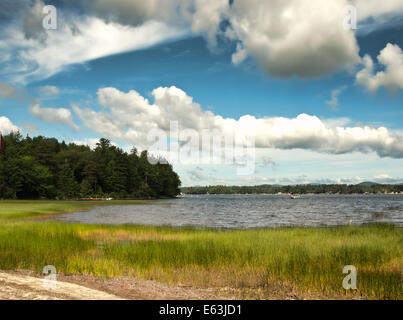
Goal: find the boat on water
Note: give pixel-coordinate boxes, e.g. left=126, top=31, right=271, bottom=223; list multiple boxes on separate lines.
left=290, top=194, right=301, bottom=199
left=175, top=193, right=185, bottom=198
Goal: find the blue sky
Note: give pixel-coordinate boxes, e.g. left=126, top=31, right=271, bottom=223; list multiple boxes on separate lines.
left=0, top=0, right=403, bottom=186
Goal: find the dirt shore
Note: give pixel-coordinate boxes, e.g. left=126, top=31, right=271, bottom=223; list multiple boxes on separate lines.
left=0, top=270, right=367, bottom=300
left=0, top=270, right=234, bottom=300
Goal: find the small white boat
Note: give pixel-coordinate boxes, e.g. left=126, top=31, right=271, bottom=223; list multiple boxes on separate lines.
left=175, top=193, right=185, bottom=198
left=290, top=194, right=301, bottom=199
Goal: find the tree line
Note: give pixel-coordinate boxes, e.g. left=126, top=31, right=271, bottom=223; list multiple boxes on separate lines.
left=0, top=132, right=181, bottom=199
left=182, top=184, right=403, bottom=195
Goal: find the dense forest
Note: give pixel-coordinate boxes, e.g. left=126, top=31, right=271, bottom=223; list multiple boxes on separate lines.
left=0, top=132, right=181, bottom=199
left=182, top=184, right=403, bottom=195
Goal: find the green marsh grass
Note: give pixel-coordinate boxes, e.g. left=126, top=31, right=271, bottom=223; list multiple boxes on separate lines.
left=0, top=200, right=402, bottom=299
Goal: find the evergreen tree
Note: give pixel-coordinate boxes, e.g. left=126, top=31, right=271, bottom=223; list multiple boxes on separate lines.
left=58, top=161, right=79, bottom=199
left=0, top=133, right=181, bottom=199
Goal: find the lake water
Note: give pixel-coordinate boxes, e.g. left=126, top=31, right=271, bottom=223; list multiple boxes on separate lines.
left=54, top=194, right=403, bottom=229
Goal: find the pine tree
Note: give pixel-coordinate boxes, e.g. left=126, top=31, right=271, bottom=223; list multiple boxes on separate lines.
left=58, top=161, right=79, bottom=199
left=0, top=134, right=181, bottom=199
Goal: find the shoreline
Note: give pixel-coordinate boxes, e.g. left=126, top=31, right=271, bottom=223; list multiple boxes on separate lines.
left=1, top=200, right=402, bottom=300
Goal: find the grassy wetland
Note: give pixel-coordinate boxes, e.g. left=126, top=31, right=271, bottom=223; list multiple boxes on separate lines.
left=0, top=200, right=402, bottom=300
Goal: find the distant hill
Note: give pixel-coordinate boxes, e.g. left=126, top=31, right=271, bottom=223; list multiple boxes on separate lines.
left=259, top=184, right=282, bottom=187
left=358, top=181, right=379, bottom=186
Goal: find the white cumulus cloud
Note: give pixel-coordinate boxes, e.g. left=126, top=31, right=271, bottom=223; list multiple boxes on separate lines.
left=70, top=138, right=105, bottom=149
left=225, top=0, right=360, bottom=77
left=84, top=0, right=401, bottom=78
left=73, top=85, right=403, bottom=158
left=373, top=174, right=402, bottom=184
left=0, top=116, right=20, bottom=134
left=356, top=43, right=403, bottom=92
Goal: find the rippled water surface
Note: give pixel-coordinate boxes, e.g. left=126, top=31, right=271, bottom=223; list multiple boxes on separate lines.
left=55, top=194, right=403, bottom=229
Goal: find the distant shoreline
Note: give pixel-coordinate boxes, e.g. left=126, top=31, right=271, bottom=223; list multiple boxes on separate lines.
left=181, top=192, right=403, bottom=195
left=182, top=184, right=403, bottom=195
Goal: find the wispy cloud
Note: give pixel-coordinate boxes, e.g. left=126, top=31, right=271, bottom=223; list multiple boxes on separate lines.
left=326, top=86, right=347, bottom=110
left=0, top=82, right=78, bottom=130
left=0, top=82, right=31, bottom=103
left=38, top=85, right=59, bottom=98
left=0, top=15, right=188, bottom=83
left=187, top=167, right=207, bottom=182
left=30, top=103, right=78, bottom=131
